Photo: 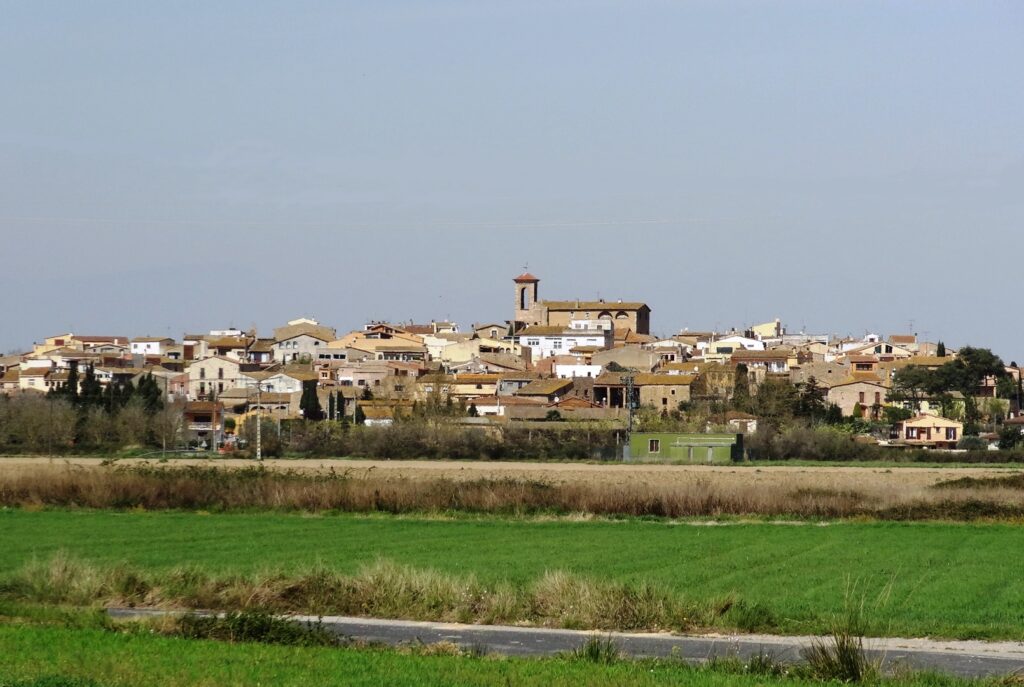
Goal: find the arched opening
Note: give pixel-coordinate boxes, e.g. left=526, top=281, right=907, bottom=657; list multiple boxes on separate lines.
left=519, top=287, right=528, bottom=311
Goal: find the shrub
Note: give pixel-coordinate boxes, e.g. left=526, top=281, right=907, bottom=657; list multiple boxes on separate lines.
left=802, top=604, right=877, bottom=683
left=571, top=635, right=620, bottom=664
left=957, top=435, right=988, bottom=451
left=175, top=610, right=339, bottom=646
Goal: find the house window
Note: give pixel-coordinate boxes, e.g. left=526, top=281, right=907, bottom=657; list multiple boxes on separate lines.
left=946, top=427, right=957, bottom=441
left=648, top=439, right=661, bottom=453
left=527, top=339, right=540, bottom=347
left=200, top=369, right=206, bottom=379
left=357, top=380, right=366, bottom=386
left=476, top=384, right=483, bottom=390
left=874, top=392, right=881, bottom=405
left=218, top=368, right=224, bottom=379
left=552, top=339, right=562, bottom=350
left=858, top=392, right=865, bottom=403
left=662, top=397, right=668, bottom=406
left=907, top=427, right=918, bottom=439
left=218, top=382, right=224, bottom=393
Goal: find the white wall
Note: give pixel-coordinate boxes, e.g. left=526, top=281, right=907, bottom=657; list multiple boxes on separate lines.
left=131, top=342, right=162, bottom=356
left=519, top=330, right=610, bottom=360
left=554, top=364, right=603, bottom=379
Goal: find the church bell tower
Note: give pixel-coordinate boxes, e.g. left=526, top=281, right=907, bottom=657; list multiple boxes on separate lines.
left=513, top=272, right=539, bottom=328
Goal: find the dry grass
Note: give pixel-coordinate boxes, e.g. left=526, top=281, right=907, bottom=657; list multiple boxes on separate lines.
left=2, top=463, right=1024, bottom=520
left=0, top=553, right=723, bottom=633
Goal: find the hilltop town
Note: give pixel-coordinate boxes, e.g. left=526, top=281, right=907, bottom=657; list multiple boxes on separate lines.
left=1, top=272, right=1019, bottom=455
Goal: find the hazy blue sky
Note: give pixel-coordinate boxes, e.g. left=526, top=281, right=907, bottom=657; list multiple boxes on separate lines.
left=2, top=2, right=1022, bottom=358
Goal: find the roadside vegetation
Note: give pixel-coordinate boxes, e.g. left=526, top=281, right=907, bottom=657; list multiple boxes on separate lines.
left=3, top=510, right=1024, bottom=640
left=5, top=464, right=1024, bottom=521
left=0, top=611, right=1006, bottom=687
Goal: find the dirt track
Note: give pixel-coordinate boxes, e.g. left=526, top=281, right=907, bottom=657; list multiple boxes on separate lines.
left=1, top=456, right=1019, bottom=492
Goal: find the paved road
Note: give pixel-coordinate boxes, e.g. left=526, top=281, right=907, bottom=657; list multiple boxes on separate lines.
left=107, top=609, right=1024, bottom=679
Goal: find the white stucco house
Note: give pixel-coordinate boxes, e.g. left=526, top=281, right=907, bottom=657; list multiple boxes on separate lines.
left=130, top=337, right=175, bottom=356
left=517, top=326, right=612, bottom=361
left=554, top=363, right=603, bottom=379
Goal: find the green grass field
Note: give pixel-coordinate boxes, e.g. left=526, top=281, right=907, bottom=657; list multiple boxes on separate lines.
left=2, top=510, right=1024, bottom=639
left=0, top=624, right=983, bottom=687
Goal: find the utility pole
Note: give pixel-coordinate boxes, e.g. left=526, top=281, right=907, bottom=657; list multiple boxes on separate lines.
left=624, top=370, right=636, bottom=435
left=255, top=381, right=263, bottom=462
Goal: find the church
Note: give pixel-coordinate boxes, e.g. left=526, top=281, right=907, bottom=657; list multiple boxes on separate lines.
left=512, top=273, right=651, bottom=335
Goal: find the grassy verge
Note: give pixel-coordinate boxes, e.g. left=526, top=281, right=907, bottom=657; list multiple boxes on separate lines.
left=2, top=510, right=1024, bottom=639
left=0, top=622, right=992, bottom=687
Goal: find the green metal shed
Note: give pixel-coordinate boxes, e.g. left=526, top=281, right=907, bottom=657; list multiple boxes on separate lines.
left=627, top=432, right=742, bottom=463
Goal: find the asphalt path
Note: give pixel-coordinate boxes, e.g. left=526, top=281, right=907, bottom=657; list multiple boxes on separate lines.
left=107, top=609, right=1024, bottom=679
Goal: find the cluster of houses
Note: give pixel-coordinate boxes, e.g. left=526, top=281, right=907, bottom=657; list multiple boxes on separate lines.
left=1, top=273, right=1015, bottom=452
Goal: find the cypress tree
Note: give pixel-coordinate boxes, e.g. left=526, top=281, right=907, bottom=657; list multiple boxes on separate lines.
left=65, top=361, right=80, bottom=405
left=137, top=373, right=163, bottom=414
left=327, top=391, right=336, bottom=420
left=299, top=380, right=323, bottom=421
left=80, top=365, right=103, bottom=408
left=936, top=341, right=946, bottom=358
left=733, top=363, right=750, bottom=411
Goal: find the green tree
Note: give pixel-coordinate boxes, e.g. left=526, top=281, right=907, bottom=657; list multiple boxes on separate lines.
left=354, top=404, right=366, bottom=425
left=936, top=341, right=946, bottom=358
left=998, top=425, right=1022, bottom=450
left=795, top=376, right=826, bottom=421
left=997, top=375, right=1018, bottom=400
left=52, top=361, right=79, bottom=405
left=883, top=405, right=913, bottom=425
left=299, top=380, right=323, bottom=421
left=732, top=364, right=750, bottom=411
left=889, top=365, right=933, bottom=411
left=467, top=403, right=479, bottom=417
left=942, top=347, right=1006, bottom=433
left=751, top=377, right=797, bottom=427
left=327, top=392, right=336, bottom=420
left=137, top=373, right=164, bottom=414
left=79, top=364, right=103, bottom=408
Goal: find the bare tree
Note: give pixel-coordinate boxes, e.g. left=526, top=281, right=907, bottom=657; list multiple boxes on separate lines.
left=116, top=398, right=149, bottom=447
left=151, top=399, right=186, bottom=453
